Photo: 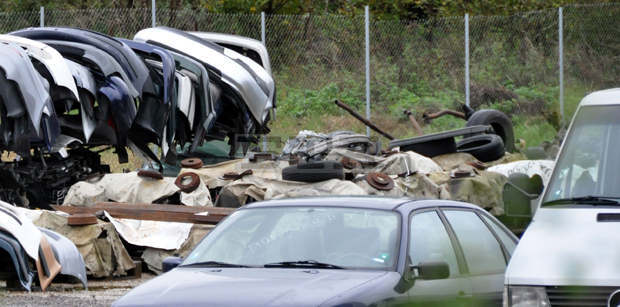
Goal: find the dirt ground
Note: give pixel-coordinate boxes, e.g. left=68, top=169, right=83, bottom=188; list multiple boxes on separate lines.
left=0, top=274, right=155, bottom=307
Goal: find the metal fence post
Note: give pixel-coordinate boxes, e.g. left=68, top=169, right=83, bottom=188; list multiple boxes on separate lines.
left=364, top=6, right=371, bottom=137
left=261, top=11, right=267, bottom=151
left=40, top=6, right=44, bottom=27
left=151, top=0, right=156, bottom=28
left=465, top=13, right=470, bottom=107
left=558, top=7, right=564, bottom=125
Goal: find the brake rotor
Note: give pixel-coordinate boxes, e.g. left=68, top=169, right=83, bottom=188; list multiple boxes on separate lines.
left=181, top=157, right=203, bottom=169
left=341, top=157, right=361, bottom=169
left=365, top=172, right=395, bottom=191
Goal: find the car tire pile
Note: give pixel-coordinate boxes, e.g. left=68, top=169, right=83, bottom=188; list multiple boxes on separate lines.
left=0, top=27, right=275, bottom=208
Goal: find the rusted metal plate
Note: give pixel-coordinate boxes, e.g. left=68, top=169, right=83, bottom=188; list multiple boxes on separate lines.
left=52, top=203, right=233, bottom=225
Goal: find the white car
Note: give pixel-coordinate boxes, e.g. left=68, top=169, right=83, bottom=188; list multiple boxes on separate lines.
left=503, top=88, right=620, bottom=307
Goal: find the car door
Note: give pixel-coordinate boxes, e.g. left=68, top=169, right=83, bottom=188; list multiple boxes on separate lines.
left=406, top=209, right=473, bottom=307
left=441, top=209, right=511, bottom=307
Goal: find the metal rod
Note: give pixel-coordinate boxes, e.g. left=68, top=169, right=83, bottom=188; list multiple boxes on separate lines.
left=465, top=13, right=470, bottom=107
left=423, top=109, right=467, bottom=121
left=151, top=0, right=156, bottom=28
left=364, top=6, right=371, bottom=137
left=558, top=7, right=564, bottom=126
left=403, top=110, right=424, bottom=136
left=40, top=6, right=44, bottom=27
left=261, top=11, right=267, bottom=151
left=334, top=100, right=394, bottom=140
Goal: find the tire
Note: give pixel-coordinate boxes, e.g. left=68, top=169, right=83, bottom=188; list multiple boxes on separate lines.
left=175, top=172, right=201, bottom=193
left=457, top=134, right=505, bottom=162
left=282, top=161, right=344, bottom=183
left=137, top=169, right=163, bottom=180
left=466, top=109, right=515, bottom=152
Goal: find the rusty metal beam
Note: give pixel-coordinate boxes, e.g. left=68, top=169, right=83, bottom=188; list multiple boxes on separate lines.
left=52, top=203, right=234, bottom=225
left=334, top=100, right=394, bottom=140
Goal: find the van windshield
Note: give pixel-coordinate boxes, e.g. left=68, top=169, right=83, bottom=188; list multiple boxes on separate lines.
left=543, top=106, right=620, bottom=204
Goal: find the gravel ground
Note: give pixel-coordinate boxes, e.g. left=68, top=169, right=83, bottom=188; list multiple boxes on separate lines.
left=0, top=274, right=155, bottom=307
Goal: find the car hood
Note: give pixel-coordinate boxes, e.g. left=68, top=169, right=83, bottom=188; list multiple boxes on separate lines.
left=506, top=207, right=620, bottom=286
left=134, top=27, right=274, bottom=126
left=113, top=267, right=388, bottom=307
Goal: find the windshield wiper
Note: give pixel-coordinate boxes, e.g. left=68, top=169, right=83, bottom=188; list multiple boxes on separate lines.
left=542, top=195, right=620, bottom=207
left=264, top=260, right=344, bottom=269
left=180, top=261, right=250, bottom=268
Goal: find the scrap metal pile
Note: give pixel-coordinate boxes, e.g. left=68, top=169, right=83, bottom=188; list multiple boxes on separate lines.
left=0, top=27, right=274, bottom=209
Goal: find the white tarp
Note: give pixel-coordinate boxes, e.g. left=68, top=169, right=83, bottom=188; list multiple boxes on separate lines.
left=104, top=211, right=194, bottom=250
left=63, top=172, right=212, bottom=207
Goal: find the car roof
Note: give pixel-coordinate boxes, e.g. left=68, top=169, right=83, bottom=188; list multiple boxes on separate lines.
left=242, top=196, right=482, bottom=212
left=579, top=88, right=620, bottom=106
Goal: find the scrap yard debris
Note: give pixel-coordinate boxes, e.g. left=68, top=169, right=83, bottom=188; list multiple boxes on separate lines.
left=0, top=24, right=556, bottom=295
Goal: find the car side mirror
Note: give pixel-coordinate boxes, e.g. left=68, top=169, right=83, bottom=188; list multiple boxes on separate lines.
left=162, top=256, right=183, bottom=273
left=411, top=261, right=450, bottom=280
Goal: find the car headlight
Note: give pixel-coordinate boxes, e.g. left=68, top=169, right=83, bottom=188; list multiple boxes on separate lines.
left=504, top=286, right=550, bottom=307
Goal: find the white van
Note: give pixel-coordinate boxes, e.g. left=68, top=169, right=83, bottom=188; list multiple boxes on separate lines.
left=503, top=88, right=620, bottom=307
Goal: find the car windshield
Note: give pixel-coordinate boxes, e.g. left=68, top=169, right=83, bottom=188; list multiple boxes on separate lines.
left=543, top=105, right=620, bottom=205
left=182, top=206, right=400, bottom=270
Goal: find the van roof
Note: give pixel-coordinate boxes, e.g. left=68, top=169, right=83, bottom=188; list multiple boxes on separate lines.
left=580, top=88, right=620, bottom=106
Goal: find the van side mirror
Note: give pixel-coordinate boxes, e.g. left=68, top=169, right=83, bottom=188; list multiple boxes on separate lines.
left=162, top=256, right=183, bottom=273
left=412, top=261, right=450, bottom=280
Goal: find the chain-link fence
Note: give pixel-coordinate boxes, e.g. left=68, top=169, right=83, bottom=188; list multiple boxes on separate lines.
left=0, top=4, right=618, bottom=142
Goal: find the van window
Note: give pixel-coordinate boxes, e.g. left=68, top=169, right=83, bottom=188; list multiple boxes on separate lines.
left=543, top=106, right=620, bottom=203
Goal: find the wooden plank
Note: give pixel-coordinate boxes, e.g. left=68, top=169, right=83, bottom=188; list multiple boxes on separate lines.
left=52, top=203, right=234, bottom=225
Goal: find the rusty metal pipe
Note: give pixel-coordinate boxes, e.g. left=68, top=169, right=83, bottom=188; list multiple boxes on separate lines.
left=422, top=109, right=467, bottom=121
left=334, top=100, right=394, bottom=140
left=403, top=110, right=424, bottom=136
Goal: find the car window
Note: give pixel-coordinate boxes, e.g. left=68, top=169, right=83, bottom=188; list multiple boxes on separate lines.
left=443, top=210, right=506, bottom=275
left=480, top=213, right=517, bottom=256
left=183, top=207, right=400, bottom=270
left=409, top=211, right=459, bottom=277
left=543, top=106, right=620, bottom=202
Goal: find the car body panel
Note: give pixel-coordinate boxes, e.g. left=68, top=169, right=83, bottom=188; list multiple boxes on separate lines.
left=506, top=207, right=620, bottom=286
left=0, top=43, right=53, bottom=138
left=113, top=268, right=391, bottom=307
left=120, top=39, right=176, bottom=150
left=41, top=39, right=140, bottom=98
left=188, top=31, right=272, bottom=74
left=39, top=227, right=88, bottom=289
left=11, top=27, right=151, bottom=97
left=0, top=35, right=80, bottom=106
left=134, top=27, right=274, bottom=125
left=97, top=76, right=136, bottom=149
left=0, top=201, right=41, bottom=260
left=0, top=231, right=35, bottom=291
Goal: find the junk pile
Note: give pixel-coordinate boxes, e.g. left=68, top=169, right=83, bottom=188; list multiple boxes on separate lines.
left=0, top=27, right=274, bottom=209
left=0, top=26, right=271, bottom=289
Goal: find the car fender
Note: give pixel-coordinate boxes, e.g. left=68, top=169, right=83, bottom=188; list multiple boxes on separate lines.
left=0, top=43, right=52, bottom=138
left=39, top=39, right=140, bottom=98
left=11, top=27, right=151, bottom=97
left=39, top=228, right=88, bottom=289
left=134, top=27, right=273, bottom=126
left=0, top=201, right=42, bottom=260
left=0, top=231, right=35, bottom=291
left=0, top=35, right=79, bottom=107
left=97, top=76, right=136, bottom=148
left=64, top=60, right=98, bottom=141
left=119, top=39, right=176, bottom=148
